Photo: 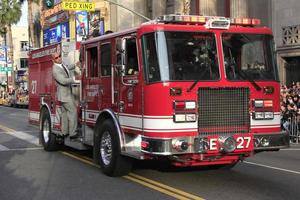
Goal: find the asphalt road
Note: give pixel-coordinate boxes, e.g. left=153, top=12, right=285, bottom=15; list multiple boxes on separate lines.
left=0, top=106, right=299, bottom=200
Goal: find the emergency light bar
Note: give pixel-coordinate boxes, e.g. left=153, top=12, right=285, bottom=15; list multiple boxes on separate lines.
left=204, top=17, right=230, bottom=29
left=153, top=15, right=261, bottom=28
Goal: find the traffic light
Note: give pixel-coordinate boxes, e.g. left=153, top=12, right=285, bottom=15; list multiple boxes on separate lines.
left=44, top=0, right=54, bottom=9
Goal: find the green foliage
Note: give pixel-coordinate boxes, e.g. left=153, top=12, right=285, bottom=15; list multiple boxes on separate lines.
left=0, top=0, right=22, bottom=28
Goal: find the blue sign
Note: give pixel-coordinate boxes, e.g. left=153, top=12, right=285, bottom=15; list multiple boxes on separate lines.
left=0, top=47, right=11, bottom=63
left=43, top=22, right=69, bottom=46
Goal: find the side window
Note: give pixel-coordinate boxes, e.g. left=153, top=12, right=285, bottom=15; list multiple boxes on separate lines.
left=87, top=47, right=98, bottom=77
left=142, top=33, right=160, bottom=82
left=126, top=38, right=139, bottom=75
left=100, top=43, right=111, bottom=76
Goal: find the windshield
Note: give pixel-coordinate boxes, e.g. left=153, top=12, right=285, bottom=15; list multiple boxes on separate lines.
left=142, top=31, right=220, bottom=83
left=222, top=33, right=279, bottom=81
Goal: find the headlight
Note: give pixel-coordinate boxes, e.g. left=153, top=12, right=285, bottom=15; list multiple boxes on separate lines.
left=174, top=113, right=196, bottom=122
left=174, top=114, right=186, bottom=122
left=253, top=112, right=274, bottom=120
left=186, top=114, right=196, bottom=122
left=254, top=112, right=264, bottom=119
left=264, top=112, right=274, bottom=119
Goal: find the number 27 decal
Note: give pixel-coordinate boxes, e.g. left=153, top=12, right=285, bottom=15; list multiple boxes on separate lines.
left=236, top=136, right=251, bottom=149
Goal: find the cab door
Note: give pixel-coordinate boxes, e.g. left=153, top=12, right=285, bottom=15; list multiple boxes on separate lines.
left=82, top=43, right=101, bottom=144
left=116, top=36, right=142, bottom=134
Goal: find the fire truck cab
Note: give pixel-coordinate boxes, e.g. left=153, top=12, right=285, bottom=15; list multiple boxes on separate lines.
left=29, top=15, right=289, bottom=176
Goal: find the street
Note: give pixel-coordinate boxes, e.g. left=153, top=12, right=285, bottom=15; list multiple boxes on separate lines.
left=0, top=106, right=299, bottom=200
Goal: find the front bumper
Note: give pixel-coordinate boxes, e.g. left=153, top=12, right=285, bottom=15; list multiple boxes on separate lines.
left=253, top=131, right=290, bottom=151
left=141, top=131, right=290, bottom=155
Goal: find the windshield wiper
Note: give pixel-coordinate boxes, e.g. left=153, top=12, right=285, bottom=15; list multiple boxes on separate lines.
left=237, top=70, right=262, bottom=91
left=187, top=68, right=209, bottom=92
left=187, top=79, right=200, bottom=92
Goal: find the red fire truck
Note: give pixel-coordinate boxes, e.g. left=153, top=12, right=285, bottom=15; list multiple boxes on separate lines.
left=28, top=15, right=289, bottom=176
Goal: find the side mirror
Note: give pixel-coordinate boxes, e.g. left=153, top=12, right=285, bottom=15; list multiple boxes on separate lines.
left=116, top=38, right=127, bottom=65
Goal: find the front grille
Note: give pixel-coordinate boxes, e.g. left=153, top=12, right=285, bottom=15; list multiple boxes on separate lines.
left=198, top=87, right=250, bottom=136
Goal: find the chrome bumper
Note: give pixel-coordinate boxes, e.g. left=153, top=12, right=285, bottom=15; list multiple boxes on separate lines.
left=253, top=131, right=290, bottom=151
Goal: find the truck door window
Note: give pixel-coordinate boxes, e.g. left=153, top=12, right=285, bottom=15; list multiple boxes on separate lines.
left=222, top=33, right=278, bottom=81
left=100, top=43, right=112, bottom=76
left=87, top=47, right=98, bottom=77
left=142, top=33, right=160, bottom=82
left=125, top=38, right=139, bottom=75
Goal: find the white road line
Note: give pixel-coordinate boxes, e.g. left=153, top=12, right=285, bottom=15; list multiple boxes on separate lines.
left=0, top=125, right=40, bottom=146
left=13, top=131, right=40, bottom=146
left=0, top=130, right=38, bottom=134
left=0, top=147, right=43, bottom=152
left=281, top=149, right=300, bottom=151
left=244, top=161, right=300, bottom=175
left=0, top=144, right=9, bottom=151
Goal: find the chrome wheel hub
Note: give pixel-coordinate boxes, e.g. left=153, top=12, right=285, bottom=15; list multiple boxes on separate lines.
left=100, top=131, right=112, bottom=165
left=43, top=120, right=50, bottom=143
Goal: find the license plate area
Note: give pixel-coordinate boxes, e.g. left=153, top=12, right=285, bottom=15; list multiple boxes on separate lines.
left=194, top=134, right=253, bottom=153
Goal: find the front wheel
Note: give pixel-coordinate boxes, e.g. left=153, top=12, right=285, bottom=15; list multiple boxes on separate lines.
left=94, top=119, right=132, bottom=177
left=40, top=110, right=59, bottom=151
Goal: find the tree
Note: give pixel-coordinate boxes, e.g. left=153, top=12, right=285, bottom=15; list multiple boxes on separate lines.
left=0, top=0, right=22, bottom=91
left=27, top=0, right=40, bottom=48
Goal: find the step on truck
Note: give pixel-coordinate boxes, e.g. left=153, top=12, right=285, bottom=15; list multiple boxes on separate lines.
left=28, top=15, right=289, bottom=177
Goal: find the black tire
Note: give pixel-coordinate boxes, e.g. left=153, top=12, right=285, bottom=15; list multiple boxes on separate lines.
left=93, top=119, right=132, bottom=177
left=40, top=109, right=59, bottom=151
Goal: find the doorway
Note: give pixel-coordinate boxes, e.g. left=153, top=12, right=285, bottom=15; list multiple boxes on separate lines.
left=284, top=57, right=300, bottom=86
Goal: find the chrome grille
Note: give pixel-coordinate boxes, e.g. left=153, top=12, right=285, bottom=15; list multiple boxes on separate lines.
left=198, top=87, right=250, bottom=136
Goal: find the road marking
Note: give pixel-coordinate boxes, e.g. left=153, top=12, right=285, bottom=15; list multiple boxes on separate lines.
left=0, top=130, right=38, bottom=134
left=281, top=149, right=300, bottom=151
left=61, top=151, right=99, bottom=168
left=0, top=124, right=40, bottom=146
left=124, top=176, right=192, bottom=200
left=62, top=151, right=205, bottom=200
left=0, top=147, right=43, bottom=152
left=0, top=144, right=9, bottom=151
left=127, top=173, right=205, bottom=200
left=244, top=161, right=300, bottom=175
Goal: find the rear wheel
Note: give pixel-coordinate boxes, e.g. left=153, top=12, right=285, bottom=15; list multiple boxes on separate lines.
left=40, top=109, right=59, bottom=151
left=94, top=119, right=132, bottom=176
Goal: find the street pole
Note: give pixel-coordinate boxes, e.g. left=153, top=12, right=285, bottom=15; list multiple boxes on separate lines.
left=4, top=30, right=8, bottom=92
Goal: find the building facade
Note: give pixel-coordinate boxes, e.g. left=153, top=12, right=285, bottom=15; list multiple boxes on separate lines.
left=0, top=26, right=29, bottom=91
left=111, top=0, right=271, bottom=30
left=272, top=0, right=300, bottom=86
left=38, top=0, right=300, bottom=85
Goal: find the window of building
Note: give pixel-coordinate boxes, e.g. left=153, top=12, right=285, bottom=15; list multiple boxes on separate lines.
left=20, top=41, right=28, bottom=51
left=20, top=58, right=28, bottom=68
left=100, top=43, right=111, bottom=76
